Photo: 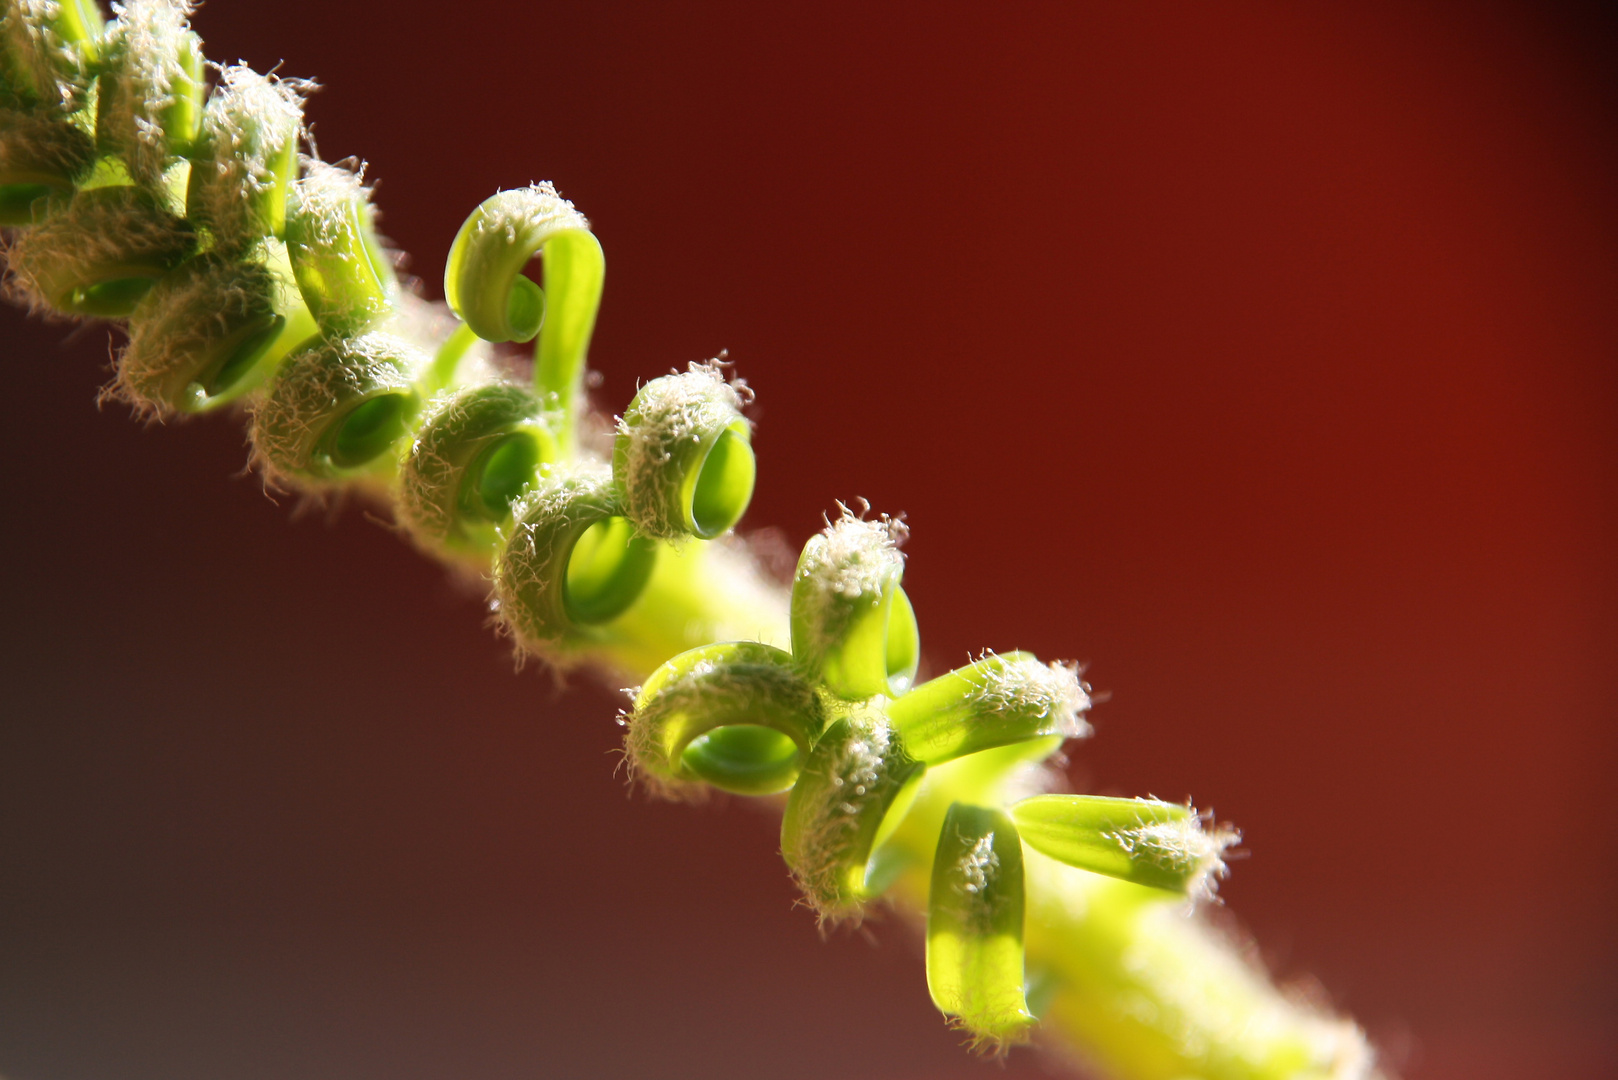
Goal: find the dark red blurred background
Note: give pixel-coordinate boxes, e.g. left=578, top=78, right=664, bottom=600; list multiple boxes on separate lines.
left=2, top=3, right=1614, bottom=1078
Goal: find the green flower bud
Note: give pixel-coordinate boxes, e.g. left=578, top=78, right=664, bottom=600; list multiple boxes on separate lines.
left=4, top=183, right=194, bottom=316
left=397, top=381, right=562, bottom=559
left=114, top=242, right=315, bottom=414
left=0, top=103, right=94, bottom=224
left=1010, top=795, right=1238, bottom=899
left=0, top=0, right=102, bottom=111
left=249, top=331, right=425, bottom=486
left=444, top=184, right=603, bottom=445
left=185, top=64, right=309, bottom=251
left=95, top=0, right=204, bottom=189
left=625, top=641, right=825, bottom=798
left=780, top=708, right=926, bottom=920
left=885, top=651, right=1090, bottom=766
left=790, top=505, right=919, bottom=699
left=443, top=182, right=593, bottom=344
left=613, top=360, right=755, bottom=540
left=493, top=464, right=659, bottom=662
left=927, top=802, right=1033, bottom=1051
left=284, top=157, right=395, bottom=337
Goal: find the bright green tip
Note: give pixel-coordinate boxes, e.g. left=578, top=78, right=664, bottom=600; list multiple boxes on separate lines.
left=927, top=802, right=1034, bottom=1051
left=789, top=507, right=919, bottom=700
left=1011, top=794, right=1237, bottom=898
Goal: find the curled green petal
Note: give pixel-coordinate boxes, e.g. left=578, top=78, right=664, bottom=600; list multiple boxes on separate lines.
left=115, top=241, right=316, bottom=414
left=95, top=0, right=204, bottom=188
left=3, top=184, right=194, bottom=316
left=886, top=650, right=1090, bottom=766
left=284, top=157, right=395, bottom=337
left=790, top=505, right=919, bottom=699
left=0, top=104, right=95, bottom=224
left=397, top=381, right=562, bottom=559
left=250, top=331, right=426, bottom=486
left=613, top=360, right=755, bottom=540
left=1010, top=794, right=1238, bottom=900
left=927, top=802, right=1034, bottom=1050
left=443, top=184, right=603, bottom=441
left=492, top=464, right=659, bottom=661
left=0, top=0, right=102, bottom=111
left=444, top=183, right=592, bottom=343
left=780, top=708, right=926, bottom=920
left=626, top=640, right=824, bottom=797
left=185, top=64, right=309, bottom=250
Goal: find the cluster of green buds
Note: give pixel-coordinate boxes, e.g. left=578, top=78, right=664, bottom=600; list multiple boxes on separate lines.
left=623, top=505, right=1238, bottom=1048
left=2, top=4, right=1377, bottom=1075
left=2, top=0, right=315, bottom=413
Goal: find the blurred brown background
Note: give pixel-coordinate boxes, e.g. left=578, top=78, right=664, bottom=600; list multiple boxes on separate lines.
left=2, top=2, right=1614, bottom=1078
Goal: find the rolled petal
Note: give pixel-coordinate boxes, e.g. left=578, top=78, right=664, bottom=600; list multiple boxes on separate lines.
left=3, top=184, right=194, bottom=316
left=114, top=241, right=315, bottom=414
left=185, top=64, right=309, bottom=250
left=493, top=464, right=659, bottom=660
left=249, top=331, right=425, bottom=486
left=613, top=360, right=755, bottom=540
left=886, top=650, right=1090, bottom=766
left=625, top=641, right=825, bottom=797
left=0, top=104, right=94, bottom=224
left=790, top=505, right=919, bottom=699
left=284, top=158, right=395, bottom=337
left=780, top=708, right=925, bottom=920
left=94, top=0, right=204, bottom=188
left=0, top=0, right=102, bottom=111
left=1011, top=794, right=1238, bottom=900
left=397, top=381, right=562, bottom=559
left=927, top=802, right=1034, bottom=1050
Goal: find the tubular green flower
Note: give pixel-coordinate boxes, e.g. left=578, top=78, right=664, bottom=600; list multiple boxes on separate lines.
left=0, top=0, right=102, bottom=111
left=780, top=707, right=926, bottom=920
left=284, top=157, right=395, bottom=337
left=113, top=242, right=315, bottom=415
left=886, top=651, right=1090, bottom=766
left=493, top=463, right=659, bottom=662
left=613, top=360, right=755, bottom=540
left=927, top=802, right=1034, bottom=1051
left=249, top=331, right=425, bottom=487
left=3, top=183, right=194, bottom=316
left=443, top=184, right=603, bottom=442
left=94, top=0, right=204, bottom=189
left=397, top=381, right=563, bottom=560
left=1011, top=795, right=1238, bottom=900
left=790, top=505, right=919, bottom=699
left=0, top=104, right=95, bottom=224
left=625, top=641, right=825, bottom=797
left=185, top=64, right=309, bottom=251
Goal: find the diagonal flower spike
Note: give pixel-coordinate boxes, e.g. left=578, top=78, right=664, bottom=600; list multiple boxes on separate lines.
left=886, top=650, right=1091, bottom=766
left=613, top=360, right=756, bottom=541
left=625, top=641, right=825, bottom=797
left=790, top=505, right=919, bottom=699
left=443, top=184, right=604, bottom=448
left=928, top=802, right=1035, bottom=1052
left=1011, top=794, right=1239, bottom=900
